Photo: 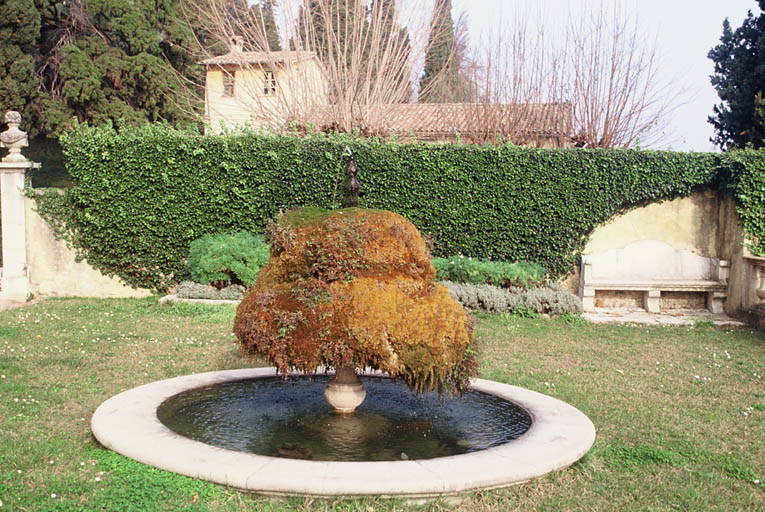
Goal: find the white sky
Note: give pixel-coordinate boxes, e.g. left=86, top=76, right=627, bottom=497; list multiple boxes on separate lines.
left=447, top=0, right=759, bottom=151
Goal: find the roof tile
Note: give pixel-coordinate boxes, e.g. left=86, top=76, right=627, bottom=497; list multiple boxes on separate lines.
left=307, top=103, right=572, bottom=141
left=201, top=50, right=316, bottom=66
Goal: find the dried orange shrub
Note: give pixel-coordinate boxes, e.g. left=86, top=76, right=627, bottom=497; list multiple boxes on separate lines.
left=233, top=207, right=477, bottom=394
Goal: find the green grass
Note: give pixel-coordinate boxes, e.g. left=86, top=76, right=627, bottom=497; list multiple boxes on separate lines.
left=0, top=298, right=762, bottom=511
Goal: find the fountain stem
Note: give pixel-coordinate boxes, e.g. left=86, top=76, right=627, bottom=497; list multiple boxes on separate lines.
left=323, top=366, right=366, bottom=413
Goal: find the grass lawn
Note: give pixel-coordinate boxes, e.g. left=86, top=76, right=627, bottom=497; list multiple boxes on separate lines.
left=0, top=297, right=762, bottom=511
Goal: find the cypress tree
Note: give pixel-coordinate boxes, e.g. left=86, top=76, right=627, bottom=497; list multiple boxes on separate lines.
left=32, top=0, right=202, bottom=137
left=296, top=0, right=370, bottom=64
left=371, top=0, right=412, bottom=101
left=418, top=0, right=458, bottom=103
left=372, top=0, right=396, bottom=37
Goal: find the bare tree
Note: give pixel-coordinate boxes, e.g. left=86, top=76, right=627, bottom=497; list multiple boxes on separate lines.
left=189, top=1, right=674, bottom=147
left=453, top=2, right=681, bottom=148
left=455, top=6, right=570, bottom=145
left=187, top=0, right=455, bottom=135
left=563, top=4, right=681, bottom=148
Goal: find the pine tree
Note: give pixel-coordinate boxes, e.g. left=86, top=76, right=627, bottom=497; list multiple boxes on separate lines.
left=418, top=0, right=458, bottom=103
left=0, top=0, right=41, bottom=135
left=709, top=1, right=765, bottom=149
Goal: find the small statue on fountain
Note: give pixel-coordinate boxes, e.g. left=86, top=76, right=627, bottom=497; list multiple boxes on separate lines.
left=342, top=147, right=360, bottom=208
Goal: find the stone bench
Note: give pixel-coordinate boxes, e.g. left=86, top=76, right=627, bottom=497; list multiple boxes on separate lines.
left=580, top=240, right=729, bottom=313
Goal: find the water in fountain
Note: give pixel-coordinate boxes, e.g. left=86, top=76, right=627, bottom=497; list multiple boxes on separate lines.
left=158, top=376, right=531, bottom=461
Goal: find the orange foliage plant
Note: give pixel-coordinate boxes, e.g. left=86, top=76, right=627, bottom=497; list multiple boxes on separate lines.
left=233, top=207, right=477, bottom=394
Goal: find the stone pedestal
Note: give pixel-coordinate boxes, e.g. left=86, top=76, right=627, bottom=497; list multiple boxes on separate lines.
left=757, top=266, right=765, bottom=304
left=742, top=252, right=765, bottom=310
left=643, top=290, right=661, bottom=313
left=0, top=112, right=37, bottom=301
left=0, top=162, right=35, bottom=300
left=324, top=366, right=366, bottom=414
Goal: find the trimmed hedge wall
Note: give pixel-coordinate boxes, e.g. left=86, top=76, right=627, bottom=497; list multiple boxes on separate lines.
left=34, top=123, right=764, bottom=291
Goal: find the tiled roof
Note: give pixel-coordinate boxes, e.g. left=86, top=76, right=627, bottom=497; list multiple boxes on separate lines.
left=307, top=103, right=572, bottom=142
left=201, top=50, right=316, bottom=66
left=383, top=103, right=572, bottom=139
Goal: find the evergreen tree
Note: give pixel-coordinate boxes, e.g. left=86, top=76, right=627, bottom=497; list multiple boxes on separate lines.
left=371, top=0, right=396, bottom=40
left=296, top=0, right=370, bottom=65
left=32, top=0, right=203, bottom=137
left=371, top=0, right=412, bottom=100
left=708, top=1, right=765, bottom=149
left=0, top=0, right=41, bottom=135
left=418, top=0, right=458, bottom=103
left=251, top=0, right=281, bottom=51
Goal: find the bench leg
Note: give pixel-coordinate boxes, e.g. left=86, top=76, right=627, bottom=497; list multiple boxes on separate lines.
left=582, top=288, right=596, bottom=312
left=644, top=290, right=661, bottom=313
left=707, top=291, right=726, bottom=314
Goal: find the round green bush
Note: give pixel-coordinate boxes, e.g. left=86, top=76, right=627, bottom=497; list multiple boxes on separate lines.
left=187, top=232, right=270, bottom=288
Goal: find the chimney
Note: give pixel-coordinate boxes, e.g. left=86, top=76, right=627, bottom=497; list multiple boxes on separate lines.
left=231, top=36, right=244, bottom=53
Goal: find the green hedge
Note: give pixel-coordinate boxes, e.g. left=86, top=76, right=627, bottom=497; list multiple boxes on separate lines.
left=432, top=256, right=545, bottom=289
left=34, top=123, right=764, bottom=291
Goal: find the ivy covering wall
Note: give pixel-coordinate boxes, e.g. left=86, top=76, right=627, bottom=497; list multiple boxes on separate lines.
left=33, top=123, right=764, bottom=291
left=720, top=150, right=765, bottom=257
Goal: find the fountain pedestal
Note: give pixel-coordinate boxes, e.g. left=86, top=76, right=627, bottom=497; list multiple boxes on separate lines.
left=324, top=366, right=366, bottom=413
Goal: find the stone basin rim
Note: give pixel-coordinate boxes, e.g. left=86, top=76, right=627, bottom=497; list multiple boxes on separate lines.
left=91, top=367, right=596, bottom=497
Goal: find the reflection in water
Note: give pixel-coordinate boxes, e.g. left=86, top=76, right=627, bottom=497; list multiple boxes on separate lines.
left=158, top=376, right=531, bottom=462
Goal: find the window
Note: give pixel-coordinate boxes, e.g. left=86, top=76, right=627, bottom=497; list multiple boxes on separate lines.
left=263, top=70, right=276, bottom=95
left=222, top=72, right=235, bottom=97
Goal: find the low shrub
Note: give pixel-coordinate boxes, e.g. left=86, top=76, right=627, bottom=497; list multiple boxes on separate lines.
left=443, top=281, right=583, bottom=316
left=524, top=283, right=584, bottom=315
left=433, top=256, right=545, bottom=289
left=187, top=232, right=270, bottom=288
left=176, top=281, right=245, bottom=300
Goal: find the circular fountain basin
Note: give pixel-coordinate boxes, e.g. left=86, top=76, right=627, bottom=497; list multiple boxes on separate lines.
left=91, top=368, right=596, bottom=497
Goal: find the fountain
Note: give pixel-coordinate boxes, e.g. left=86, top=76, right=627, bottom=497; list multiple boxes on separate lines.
left=232, top=205, right=476, bottom=411
left=91, top=154, right=595, bottom=496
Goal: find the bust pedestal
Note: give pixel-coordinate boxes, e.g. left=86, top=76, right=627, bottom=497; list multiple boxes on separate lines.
left=0, top=111, right=38, bottom=301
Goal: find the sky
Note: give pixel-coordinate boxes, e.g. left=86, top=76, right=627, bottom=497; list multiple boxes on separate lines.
left=446, top=0, right=759, bottom=151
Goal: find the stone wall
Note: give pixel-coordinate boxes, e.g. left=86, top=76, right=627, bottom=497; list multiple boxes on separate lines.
left=25, top=195, right=151, bottom=299
left=585, top=189, right=721, bottom=257
left=575, top=188, right=761, bottom=315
